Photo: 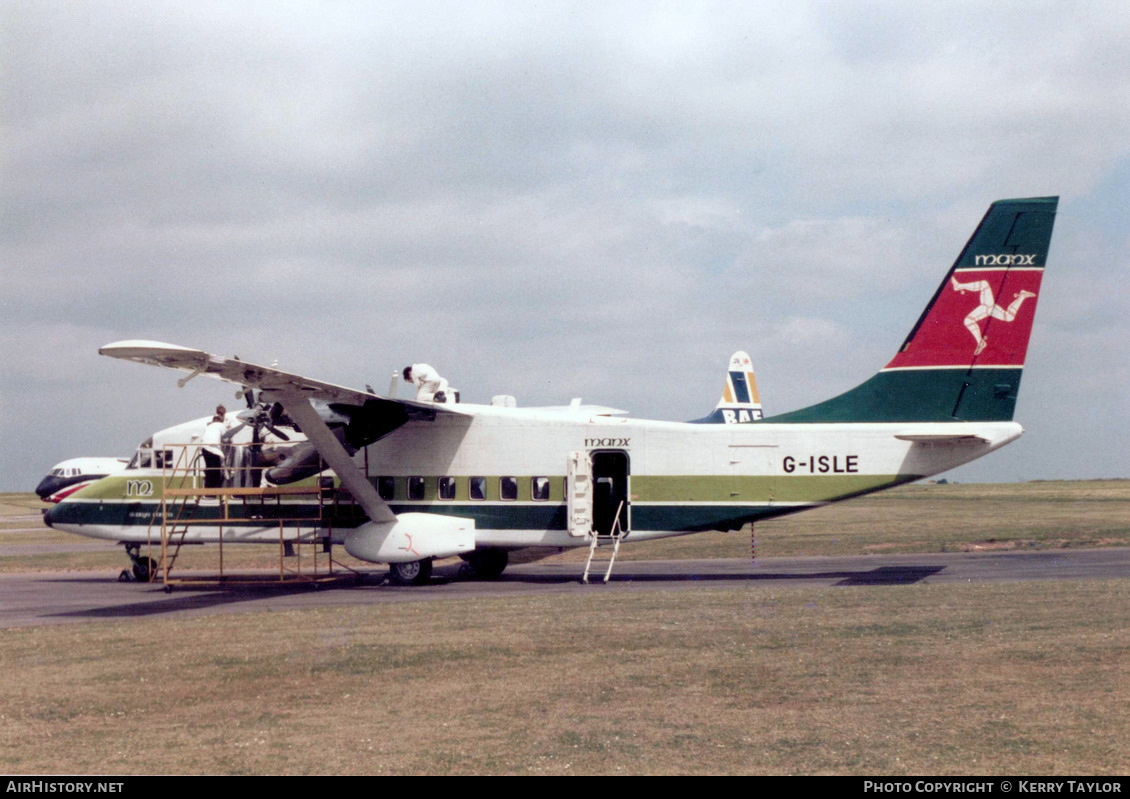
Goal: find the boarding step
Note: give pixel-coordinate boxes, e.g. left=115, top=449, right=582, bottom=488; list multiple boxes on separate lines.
left=581, top=502, right=625, bottom=584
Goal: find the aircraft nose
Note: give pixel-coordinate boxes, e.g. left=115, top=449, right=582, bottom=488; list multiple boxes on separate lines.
left=35, top=476, right=58, bottom=500
left=42, top=503, right=57, bottom=529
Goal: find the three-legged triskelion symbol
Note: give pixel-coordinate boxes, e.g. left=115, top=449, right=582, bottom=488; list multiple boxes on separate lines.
left=950, top=276, right=1037, bottom=355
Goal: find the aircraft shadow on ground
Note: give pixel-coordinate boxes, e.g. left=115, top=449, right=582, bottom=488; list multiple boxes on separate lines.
left=43, top=564, right=946, bottom=620
left=503, top=564, right=947, bottom=586
left=43, top=573, right=378, bottom=620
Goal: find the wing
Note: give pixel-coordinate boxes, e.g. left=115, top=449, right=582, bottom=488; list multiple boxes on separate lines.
left=100, top=340, right=428, bottom=409
left=103, top=341, right=445, bottom=520
left=101, top=341, right=478, bottom=561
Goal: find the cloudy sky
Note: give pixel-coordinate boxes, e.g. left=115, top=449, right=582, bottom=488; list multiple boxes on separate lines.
left=3, top=1, right=1128, bottom=491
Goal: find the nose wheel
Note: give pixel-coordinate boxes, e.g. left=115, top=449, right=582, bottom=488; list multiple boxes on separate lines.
left=120, top=544, right=159, bottom=582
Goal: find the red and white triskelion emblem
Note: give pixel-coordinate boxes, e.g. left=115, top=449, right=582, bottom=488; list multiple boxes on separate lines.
left=950, top=276, right=1037, bottom=356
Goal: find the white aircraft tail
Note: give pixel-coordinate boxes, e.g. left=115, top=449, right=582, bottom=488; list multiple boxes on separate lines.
left=692, top=351, right=763, bottom=424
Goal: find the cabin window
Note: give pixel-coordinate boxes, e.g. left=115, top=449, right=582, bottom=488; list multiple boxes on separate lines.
left=438, top=477, right=456, bottom=500
left=377, top=476, right=395, bottom=501
left=408, top=476, right=426, bottom=500
left=469, top=477, right=487, bottom=500
left=531, top=477, right=550, bottom=501
left=500, top=477, right=518, bottom=501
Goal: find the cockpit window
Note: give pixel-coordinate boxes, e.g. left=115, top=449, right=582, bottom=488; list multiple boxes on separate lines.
left=127, top=438, right=155, bottom=470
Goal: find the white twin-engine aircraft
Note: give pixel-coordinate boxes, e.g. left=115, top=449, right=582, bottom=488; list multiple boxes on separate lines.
left=45, top=197, right=1057, bottom=584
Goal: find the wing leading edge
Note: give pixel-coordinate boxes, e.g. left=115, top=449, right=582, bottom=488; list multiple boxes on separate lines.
left=100, top=340, right=434, bottom=410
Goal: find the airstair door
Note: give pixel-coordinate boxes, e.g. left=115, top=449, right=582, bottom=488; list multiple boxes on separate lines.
left=567, top=449, right=631, bottom=537
left=591, top=450, right=630, bottom=537
left=566, top=451, right=593, bottom=537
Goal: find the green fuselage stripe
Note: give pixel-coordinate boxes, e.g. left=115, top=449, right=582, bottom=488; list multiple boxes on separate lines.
left=631, top=474, right=909, bottom=503
left=53, top=472, right=918, bottom=535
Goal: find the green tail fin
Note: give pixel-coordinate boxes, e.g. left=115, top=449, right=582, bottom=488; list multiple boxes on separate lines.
left=764, top=197, right=1058, bottom=424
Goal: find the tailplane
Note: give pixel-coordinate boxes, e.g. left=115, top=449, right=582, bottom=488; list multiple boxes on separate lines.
left=691, top=351, right=764, bottom=423
left=765, top=196, right=1058, bottom=423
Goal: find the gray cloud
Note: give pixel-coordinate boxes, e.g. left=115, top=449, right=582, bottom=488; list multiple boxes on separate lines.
left=3, top=1, right=1128, bottom=489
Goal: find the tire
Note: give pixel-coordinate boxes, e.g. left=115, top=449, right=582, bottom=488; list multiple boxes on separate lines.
left=389, top=558, right=433, bottom=586
left=465, top=549, right=509, bottom=580
left=132, top=556, right=158, bottom=582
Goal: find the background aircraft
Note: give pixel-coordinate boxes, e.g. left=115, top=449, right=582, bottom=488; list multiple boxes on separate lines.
left=36, top=458, right=128, bottom=503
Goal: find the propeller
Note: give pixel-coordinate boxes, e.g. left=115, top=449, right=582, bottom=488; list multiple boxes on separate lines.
left=226, top=393, right=292, bottom=444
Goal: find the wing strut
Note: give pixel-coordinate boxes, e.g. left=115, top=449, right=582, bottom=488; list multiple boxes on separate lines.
left=272, top=390, right=396, bottom=523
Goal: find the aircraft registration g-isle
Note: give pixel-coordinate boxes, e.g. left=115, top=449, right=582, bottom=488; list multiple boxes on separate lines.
left=44, top=197, right=1057, bottom=584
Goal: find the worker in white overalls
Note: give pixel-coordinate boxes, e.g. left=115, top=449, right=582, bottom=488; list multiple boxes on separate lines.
left=200, top=405, right=229, bottom=488
left=403, top=364, right=450, bottom=403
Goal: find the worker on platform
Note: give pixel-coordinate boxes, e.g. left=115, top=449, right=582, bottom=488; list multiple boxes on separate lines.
left=200, top=405, right=228, bottom=488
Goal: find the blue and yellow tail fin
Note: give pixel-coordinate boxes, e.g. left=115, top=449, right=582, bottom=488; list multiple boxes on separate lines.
left=691, top=351, right=764, bottom=424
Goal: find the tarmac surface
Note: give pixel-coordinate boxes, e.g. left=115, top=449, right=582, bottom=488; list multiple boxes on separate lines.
left=2, top=547, right=1127, bottom=629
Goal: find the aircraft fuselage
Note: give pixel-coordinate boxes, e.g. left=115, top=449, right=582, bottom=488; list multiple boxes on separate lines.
left=45, top=404, right=1021, bottom=549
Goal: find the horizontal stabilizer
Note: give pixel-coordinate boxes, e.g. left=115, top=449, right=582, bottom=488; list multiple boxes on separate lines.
left=894, top=433, right=990, bottom=444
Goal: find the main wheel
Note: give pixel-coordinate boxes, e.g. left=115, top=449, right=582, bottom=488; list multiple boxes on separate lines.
left=464, top=549, right=509, bottom=580
left=389, top=558, right=433, bottom=586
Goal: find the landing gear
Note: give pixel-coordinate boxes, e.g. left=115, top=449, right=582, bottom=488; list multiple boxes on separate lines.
left=133, top=556, right=158, bottom=582
left=389, top=558, right=433, bottom=586
left=462, top=548, right=509, bottom=580
left=121, top=544, right=159, bottom=583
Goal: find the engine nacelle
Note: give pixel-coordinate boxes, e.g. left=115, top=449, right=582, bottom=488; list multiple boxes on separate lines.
left=343, top=513, right=476, bottom=563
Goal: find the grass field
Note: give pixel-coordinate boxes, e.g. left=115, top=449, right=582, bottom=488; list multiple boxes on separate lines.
left=4, top=480, right=1130, bottom=573
left=0, top=581, right=1125, bottom=775
left=0, top=481, right=1127, bottom=775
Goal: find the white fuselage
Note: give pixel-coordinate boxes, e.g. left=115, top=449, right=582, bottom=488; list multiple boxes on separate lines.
left=46, top=402, right=1022, bottom=552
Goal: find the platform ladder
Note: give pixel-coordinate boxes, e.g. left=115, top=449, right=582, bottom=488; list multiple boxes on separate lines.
left=581, top=500, right=625, bottom=584
left=140, top=447, right=206, bottom=581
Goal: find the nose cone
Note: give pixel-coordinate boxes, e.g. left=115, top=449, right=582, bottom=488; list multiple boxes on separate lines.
left=35, top=475, right=62, bottom=500
left=43, top=502, right=58, bottom=528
